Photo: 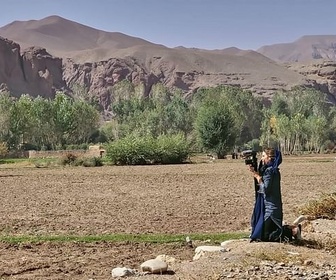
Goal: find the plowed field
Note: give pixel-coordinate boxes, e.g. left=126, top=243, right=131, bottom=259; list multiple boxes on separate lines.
left=0, top=154, right=335, bottom=279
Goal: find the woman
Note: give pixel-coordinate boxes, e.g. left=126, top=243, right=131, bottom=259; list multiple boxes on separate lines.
left=249, top=147, right=301, bottom=242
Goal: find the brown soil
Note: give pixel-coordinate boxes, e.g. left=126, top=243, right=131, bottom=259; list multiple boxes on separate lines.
left=0, top=154, right=335, bottom=279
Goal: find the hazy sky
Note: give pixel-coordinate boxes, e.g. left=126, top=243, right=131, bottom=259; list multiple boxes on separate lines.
left=1, top=0, right=335, bottom=50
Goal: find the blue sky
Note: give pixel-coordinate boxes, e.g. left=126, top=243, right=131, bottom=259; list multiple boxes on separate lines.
left=1, top=0, right=335, bottom=50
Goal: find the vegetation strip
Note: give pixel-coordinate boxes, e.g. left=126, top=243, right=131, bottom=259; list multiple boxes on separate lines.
left=0, top=232, right=248, bottom=244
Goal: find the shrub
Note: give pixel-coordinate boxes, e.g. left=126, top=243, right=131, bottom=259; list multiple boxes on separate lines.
left=79, top=143, right=89, bottom=150
left=55, top=144, right=64, bottom=151
left=20, top=143, right=38, bottom=151
left=59, top=152, right=78, bottom=166
left=322, top=140, right=335, bottom=154
left=155, top=134, right=189, bottom=164
left=74, top=156, right=103, bottom=167
left=0, top=142, right=8, bottom=158
left=40, top=145, right=48, bottom=151
left=300, top=192, right=336, bottom=220
left=105, top=134, right=190, bottom=165
left=66, top=144, right=80, bottom=150
left=32, top=158, right=53, bottom=168
left=106, top=135, right=155, bottom=165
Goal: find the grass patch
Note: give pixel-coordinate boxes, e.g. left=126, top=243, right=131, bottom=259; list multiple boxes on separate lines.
left=0, top=232, right=248, bottom=244
left=0, top=158, right=29, bottom=164
left=30, top=158, right=59, bottom=168
left=300, top=192, right=336, bottom=220
left=250, top=249, right=304, bottom=264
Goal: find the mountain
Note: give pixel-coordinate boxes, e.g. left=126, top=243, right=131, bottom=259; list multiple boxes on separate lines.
left=0, top=15, right=335, bottom=109
left=257, top=35, right=336, bottom=62
left=0, top=15, right=165, bottom=61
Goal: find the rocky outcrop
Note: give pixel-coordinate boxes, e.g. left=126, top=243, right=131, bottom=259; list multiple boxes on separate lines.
left=62, top=57, right=160, bottom=111
left=257, top=35, right=336, bottom=63
left=1, top=36, right=336, bottom=111
left=0, top=36, right=65, bottom=98
left=286, top=60, right=336, bottom=103
left=0, top=37, right=26, bottom=95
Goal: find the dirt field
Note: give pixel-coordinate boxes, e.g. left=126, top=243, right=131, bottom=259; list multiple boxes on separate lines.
left=0, top=154, right=335, bottom=279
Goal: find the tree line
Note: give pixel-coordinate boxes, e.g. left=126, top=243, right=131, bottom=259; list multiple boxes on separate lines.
left=0, top=82, right=335, bottom=158
left=0, top=92, right=99, bottom=151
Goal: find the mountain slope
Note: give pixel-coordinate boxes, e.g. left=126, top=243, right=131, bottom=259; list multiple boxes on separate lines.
left=257, top=35, right=336, bottom=62
left=0, top=16, right=307, bottom=91
left=0, top=15, right=166, bottom=61
left=2, top=16, right=335, bottom=108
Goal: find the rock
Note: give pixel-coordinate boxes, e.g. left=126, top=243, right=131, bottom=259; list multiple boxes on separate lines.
left=195, top=245, right=226, bottom=254
left=193, top=245, right=226, bottom=261
left=140, top=259, right=168, bottom=274
left=111, top=267, right=135, bottom=277
left=185, top=236, right=193, bottom=247
left=221, top=238, right=249, bottom=247
left=155, top=254, right=176, bottom=264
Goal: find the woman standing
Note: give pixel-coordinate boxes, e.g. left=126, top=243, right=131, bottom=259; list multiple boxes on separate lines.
left=249, top=147, right=301, bottom=242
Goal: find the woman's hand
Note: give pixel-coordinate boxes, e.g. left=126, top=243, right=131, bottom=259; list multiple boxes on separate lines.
left=248, top=165, right=254, bottom=172
left=255, top=174, right=262, bottom=184
left=248, top=166, right=262, bottom=184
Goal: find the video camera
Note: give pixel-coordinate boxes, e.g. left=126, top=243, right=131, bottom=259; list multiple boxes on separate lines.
left=242, top=150, right=258, bottom=171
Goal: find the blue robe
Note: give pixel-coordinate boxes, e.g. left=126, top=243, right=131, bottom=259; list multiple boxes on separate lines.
left=250, top=151, right=283, bottom=242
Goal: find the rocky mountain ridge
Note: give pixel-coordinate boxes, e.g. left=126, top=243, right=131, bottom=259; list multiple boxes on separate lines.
left=0, top=16, right=336, bottom=109
left=257, top=35, right=336, bottom=63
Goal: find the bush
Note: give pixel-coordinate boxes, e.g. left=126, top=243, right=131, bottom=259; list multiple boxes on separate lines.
left=55, top=144, right=64, bottom=151
left=66, top=144, right=80, bottom=150
left=32, top=158, right=55, bottom=168
left=79, top=143, right=89, bottom=150
left=20, top=143, right=38, bottom=151
left=0, top=142, right=8, bottom=158
left=59, top=152, right=78, bottom=166
left=322, top=140, right=335, bottom=154
left=300, top=192, right=336, bottom=220
left=74, top=156, right=103, bottom=167
left=40, top=145, right=48, bottom=151
left=106, top=135, right=155, bottom=165
left=105, top=134, right=190, bottom=165
left=155, top=134, right=189, bottom=164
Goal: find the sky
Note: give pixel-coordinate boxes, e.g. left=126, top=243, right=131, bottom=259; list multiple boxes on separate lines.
left=0, top=0, right=335, bottom=50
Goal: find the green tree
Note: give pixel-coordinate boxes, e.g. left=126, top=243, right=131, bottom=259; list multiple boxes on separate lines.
left=193, top=85, right=263, bottom=144
left=0, top=92, right=14, bottom=145
left=165, top=91, right=193, bottom=137
left=52, top=92, right=99, bottom=146
left=30, top=96, right=55, bottom=149
left=195, top=101, right=237, bottom=159
left=70, top=83, right=100, bottom=110
left=10, top=95, right=34, bottom=148
left=70, top=99, right=100, bottom=143
left=261, top=87, right=331, bottom=154
left=270, top=93, right=291, bottom=117
left=304, top=115, right=328, bottom=152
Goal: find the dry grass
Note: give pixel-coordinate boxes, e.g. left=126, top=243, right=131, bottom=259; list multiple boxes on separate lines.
left=300, top=192, right=336, bottom=220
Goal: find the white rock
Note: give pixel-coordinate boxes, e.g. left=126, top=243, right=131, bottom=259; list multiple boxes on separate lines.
left=221, top=240, right=235, bottom=247
left=193, top=250, right=205, bottom=261
left=111, top=267, right=135, bottom=277
left=221, top=238, right=249, bottom=247
left=155, top=254, right=176, bottom=264
left=195, top=245, right=226, bottom=254
left=193, top=245, right=226, bottom=261
left=140, top=259, right=168, bottom=274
